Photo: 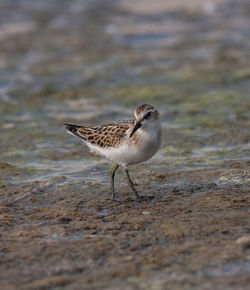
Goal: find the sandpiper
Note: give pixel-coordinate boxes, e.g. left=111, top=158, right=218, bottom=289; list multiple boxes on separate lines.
left=65, top=104, right=162, bottom=199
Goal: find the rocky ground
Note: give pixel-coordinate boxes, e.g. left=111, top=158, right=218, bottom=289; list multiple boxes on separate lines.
left=0, top=0, right=249, bottom=289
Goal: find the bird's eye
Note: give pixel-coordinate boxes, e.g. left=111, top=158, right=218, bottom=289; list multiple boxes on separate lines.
left=143, top=111, right=152, bottom=121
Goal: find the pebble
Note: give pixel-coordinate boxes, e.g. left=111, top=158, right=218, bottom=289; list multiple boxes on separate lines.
left=236, top=236, right=250, bottom=250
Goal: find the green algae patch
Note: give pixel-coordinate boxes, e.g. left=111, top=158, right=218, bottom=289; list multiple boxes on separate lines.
left=0, top=162, right=41, bottom=182
left=0, top=162, right=24, bottom=176
left=234, top=67, right=250, bottom=80
left=106, top=85, right=179, bottom=106
left=172, top=91, right=250, bottom=138
left=36, top=149, right=90, bottom=161
left=32, top=86, right=101, bottom=102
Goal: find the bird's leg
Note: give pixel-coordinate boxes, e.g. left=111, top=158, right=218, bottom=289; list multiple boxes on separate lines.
left=110, top=164, right=119, bottom=200
left=125, top=169, right=141, bottom=199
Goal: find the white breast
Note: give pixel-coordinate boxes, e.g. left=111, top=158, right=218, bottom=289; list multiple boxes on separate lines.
left=85, top=122, right=161, bottom=168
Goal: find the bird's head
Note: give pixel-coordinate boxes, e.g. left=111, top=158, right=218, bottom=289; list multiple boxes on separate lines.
left=130, top=104, right=159, bottom=137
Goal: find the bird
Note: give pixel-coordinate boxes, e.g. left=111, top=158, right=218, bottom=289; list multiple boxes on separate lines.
left=64, top=104, right=162, bottom=200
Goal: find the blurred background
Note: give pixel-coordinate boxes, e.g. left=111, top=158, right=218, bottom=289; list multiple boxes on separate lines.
left=0, top=0, right=249, bottom=179
left=0, top=0, right=249, bottom=289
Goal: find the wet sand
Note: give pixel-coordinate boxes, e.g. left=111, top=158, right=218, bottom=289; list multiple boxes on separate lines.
left=0, top=0, right=250, bottom=289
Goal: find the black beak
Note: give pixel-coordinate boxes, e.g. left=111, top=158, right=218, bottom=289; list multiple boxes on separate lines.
left=130, top=122, right=141, bottom=138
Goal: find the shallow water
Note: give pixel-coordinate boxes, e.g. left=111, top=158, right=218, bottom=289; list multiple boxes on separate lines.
left=0, top=0, right=250, bottom=289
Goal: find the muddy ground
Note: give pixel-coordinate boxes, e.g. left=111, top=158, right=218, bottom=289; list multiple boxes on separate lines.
left=0, top=0, right=249, bottom=289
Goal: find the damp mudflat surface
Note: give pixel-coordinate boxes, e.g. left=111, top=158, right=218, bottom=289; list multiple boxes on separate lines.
left=0, top=0, right=250, bottom=289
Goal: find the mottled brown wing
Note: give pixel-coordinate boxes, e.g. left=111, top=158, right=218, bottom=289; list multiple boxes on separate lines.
left=77, top=120, right=134, bottom=148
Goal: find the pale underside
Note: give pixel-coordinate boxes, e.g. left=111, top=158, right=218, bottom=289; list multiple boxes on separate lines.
left=72, top=119, right=161, bottom=168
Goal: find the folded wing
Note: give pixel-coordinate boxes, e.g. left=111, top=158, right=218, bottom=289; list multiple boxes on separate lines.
left=65, top=120, right=134, bottom=148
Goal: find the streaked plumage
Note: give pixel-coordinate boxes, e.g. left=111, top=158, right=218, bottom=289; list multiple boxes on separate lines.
left=65, top=104, right=161, bottom=200
left=65, top=119, right=135, bottom=148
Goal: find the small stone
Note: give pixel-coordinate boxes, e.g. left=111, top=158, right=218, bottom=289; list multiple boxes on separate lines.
left=142, top=211, right=151, bottom=215
left=236, top=236, right=250, bottom=251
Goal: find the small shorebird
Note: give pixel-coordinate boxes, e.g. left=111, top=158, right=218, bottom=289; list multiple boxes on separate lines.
left=65, top=104, right=161, bottom=200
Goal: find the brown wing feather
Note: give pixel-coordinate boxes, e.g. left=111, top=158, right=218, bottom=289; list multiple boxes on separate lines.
left=77, top=119, right=135, bottom=148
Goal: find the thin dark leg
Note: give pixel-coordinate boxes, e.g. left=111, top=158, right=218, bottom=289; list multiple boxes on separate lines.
left=110, top=164, right=119, bottom=200
left=125, top=169, right=141, bottom=199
